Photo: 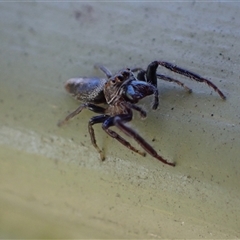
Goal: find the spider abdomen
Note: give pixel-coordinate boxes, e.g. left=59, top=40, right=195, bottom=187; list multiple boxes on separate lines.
left=65, top=77, right=107, bottom=103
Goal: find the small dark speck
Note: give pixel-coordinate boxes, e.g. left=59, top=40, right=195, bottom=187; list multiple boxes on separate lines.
left=152, top=138, right=155, bottom=142
left=74, top=10, right=82, bottom=20
left=84, top=5, right=93, bottom=14
left=211, top=113, right=214, bottom=117
left=74, top=5, right=94, bottom=21
left=171, top=107, right=174, bottom=110
left=28, top=27, right=36, bottom=35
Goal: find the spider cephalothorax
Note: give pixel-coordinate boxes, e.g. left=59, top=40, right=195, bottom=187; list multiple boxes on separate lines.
left=58, top=61, right=226, bottom=166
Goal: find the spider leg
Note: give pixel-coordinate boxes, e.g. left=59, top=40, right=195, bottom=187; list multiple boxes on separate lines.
left=132, top=67, right=192, bottom=93
left=157, top=61, right=226, bottom=99
left=89, top=115, right=109, bottom=161
left=152, top=88, right=159, bottom=110
left=131, top=67, right=145, bottom=73
left=131, top=67, right=146, bottom=78
left=145, top=62, right=159, bottom=87
left=94, top=64, right=112, bottom=78
left=157, top=74, right=192, bottom=93
left=136, top=70, right=147, bottom=81
left=113, top=114, right=175, bottom=166
left=102, top=111, right=175, bottom=166
left=58, top=103, right=106, bottom=127
left=131, top=66, right=159, bottom=87
left=129, top=103, right=147, bottom=118
left=131, top=68, right=147, bottom=83
left=102, top=114, right=146, bottom=157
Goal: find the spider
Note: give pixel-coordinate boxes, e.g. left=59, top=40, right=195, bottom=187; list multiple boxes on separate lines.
left=58, top=61, right=226, bottom=167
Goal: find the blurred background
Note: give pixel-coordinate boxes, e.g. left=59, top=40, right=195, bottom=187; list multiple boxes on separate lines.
left=0, top=1, right=239, bottom=238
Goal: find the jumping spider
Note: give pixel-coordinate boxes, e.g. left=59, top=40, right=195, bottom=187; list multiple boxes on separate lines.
left=58, top=61, right=226, bottom=167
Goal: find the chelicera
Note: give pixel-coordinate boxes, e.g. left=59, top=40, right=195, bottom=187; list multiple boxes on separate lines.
left=58, top=61, right=226, bottom=167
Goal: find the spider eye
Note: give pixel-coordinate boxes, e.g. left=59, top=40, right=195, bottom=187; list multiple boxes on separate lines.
left=117, top=75, right=124, bottom=81
left=122, top=71, right=130, bottom=78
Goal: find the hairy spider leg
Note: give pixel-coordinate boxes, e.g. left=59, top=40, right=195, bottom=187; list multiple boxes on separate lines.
left=131, top=67, right=145, bottom=73
left=114, top=111, right=175, bottom=166
left=94, top=64, right=112, bottom=78
left=102, top=114, right=146, bottom=158
left=156, top=74, right=192, bottom=93
left=151, top=87, right=159, bottom=110
left=157, top=61, right=226, bottom=100
left=135, top=70, right=146, bottom=82
left=89, top=115, right=109, bottom=161
left=109, top=112, right=175, bottom=167
left=129, top=103, right=147, bottom=118
left=62, top=103, right=147, bottom=161
left=58, top=103, right=106, bottom=127
left=132, top=66, right=192, bottom=93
